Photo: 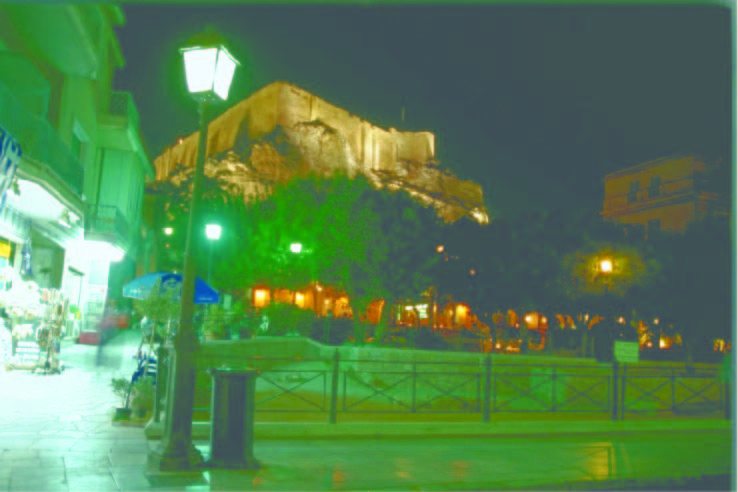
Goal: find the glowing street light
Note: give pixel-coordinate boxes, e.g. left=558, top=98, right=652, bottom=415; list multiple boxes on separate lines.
left=150, top=29, right=239, bottom=472
left=290, top=242, right=303, bottom=254
left=205, top=223, right=222, bottom=284
left=163, top=226, right=174, bottom=236
left=599, top=258, right=613, bottom=274
left=205, top=223, right=222, bottom=241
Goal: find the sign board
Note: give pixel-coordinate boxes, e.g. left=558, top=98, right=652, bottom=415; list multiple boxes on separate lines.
left=614, top=341, right=639, bottom=363
left=0, top=127, right=21, bottom=213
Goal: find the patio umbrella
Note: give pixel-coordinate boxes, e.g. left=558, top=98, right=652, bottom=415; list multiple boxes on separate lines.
left=122, top=272, right=219, bottom=304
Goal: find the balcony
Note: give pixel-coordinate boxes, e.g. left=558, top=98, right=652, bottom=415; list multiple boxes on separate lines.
left=84, top=204, right=130, bottom=250
left=98, top=91, right=142, bottom=152
left=602, top=176, right=707, bottom=218
left=0, top=81, right=84, bottom=195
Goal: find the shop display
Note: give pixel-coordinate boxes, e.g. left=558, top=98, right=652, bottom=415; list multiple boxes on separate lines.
left=0, top=269, right=68, bottom=373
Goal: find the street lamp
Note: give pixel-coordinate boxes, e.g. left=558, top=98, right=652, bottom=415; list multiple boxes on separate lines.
left=205, top=223, right=222, bottom=283
left=150, top=29, right=238, bottom=472
left=289, top=242, right=303, bottom=254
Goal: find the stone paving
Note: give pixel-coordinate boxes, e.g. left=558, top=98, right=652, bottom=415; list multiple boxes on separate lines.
left=0, top=330, right=733, bottom=491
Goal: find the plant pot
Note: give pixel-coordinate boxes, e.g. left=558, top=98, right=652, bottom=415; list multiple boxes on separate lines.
left=113, top=407, right=132, bottom=421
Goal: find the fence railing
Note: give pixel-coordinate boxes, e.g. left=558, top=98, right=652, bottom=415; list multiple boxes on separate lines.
left=159, top=350, right=729, bottom=425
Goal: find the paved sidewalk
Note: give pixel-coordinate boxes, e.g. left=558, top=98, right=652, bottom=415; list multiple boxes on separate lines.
left=0, top=334, right=733, bottom=491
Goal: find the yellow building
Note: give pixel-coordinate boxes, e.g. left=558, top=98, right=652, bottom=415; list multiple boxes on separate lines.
left=601, top=155, right=723, bottom=236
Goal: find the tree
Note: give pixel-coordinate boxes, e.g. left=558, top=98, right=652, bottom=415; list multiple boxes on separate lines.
left=649, top=217, right=732, bottom=362
left=241, top=174, right=443, bottom=341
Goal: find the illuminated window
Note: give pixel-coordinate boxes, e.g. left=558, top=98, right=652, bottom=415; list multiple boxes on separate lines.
left=253, top=289, right=269, bottom=308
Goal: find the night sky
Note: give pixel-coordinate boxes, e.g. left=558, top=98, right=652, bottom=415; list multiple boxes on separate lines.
left=114, top=4, right=732, bottom=219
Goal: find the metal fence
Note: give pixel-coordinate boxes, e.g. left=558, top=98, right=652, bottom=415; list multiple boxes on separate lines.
left=160, top=350, right=728, bottom=424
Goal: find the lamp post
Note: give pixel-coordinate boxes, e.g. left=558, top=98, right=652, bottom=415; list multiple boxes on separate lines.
left=594, top=256, right=615, bottom=361
left=149, top=30, right=238, bottom=472
left=205, top=223, right=222, bottom=284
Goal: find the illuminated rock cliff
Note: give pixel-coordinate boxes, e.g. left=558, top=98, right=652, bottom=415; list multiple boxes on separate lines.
left=153, top=81, right=489, bottom=224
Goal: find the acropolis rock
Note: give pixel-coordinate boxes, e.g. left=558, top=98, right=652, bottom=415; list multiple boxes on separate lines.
left=153, top=81, right=489, bottom=224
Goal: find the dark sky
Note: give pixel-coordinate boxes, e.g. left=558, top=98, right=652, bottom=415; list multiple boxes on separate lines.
left=115, top=4, right=732, bottom=219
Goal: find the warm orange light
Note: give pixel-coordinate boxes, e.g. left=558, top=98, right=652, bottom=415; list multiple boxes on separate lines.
left=524, top=314, right=534, bottom=324
left=254, top=289, right=268, bottom=307
left=599, top=258, right=613, bottom=273
left=617, top=316, right=625, bottom=324
left=436, top=244, right=445, bottom=253
left=295, top=292, right=305, bottom=307
left=653, top=318, right=660, bottom=325
left=659, top=337, right=668, bottom=349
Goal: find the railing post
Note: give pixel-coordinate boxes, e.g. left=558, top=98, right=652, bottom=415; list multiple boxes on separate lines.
left=410, top=362, right=417, bottom=413
left=482, top=353, right=492, bottom=422
left=329, top=349, right=340, bottom=424
left=670, top=368, right=677, bottom=414
left=620, top=363, right=627, bottom=420
left=724, top=378, right=731, bottom=421
left=611, top=360, right=619, bottom=420
left=551, top=367, right=557, bottom=413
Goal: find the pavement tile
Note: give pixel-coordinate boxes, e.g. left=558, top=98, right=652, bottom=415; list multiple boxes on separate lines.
left=65, top=471, right=119, bottom=492
left=63, top=454, right=112, bottom=470
left=110, top=466, right=153, bottom=492
left=8, top=475, right=68, bottom=492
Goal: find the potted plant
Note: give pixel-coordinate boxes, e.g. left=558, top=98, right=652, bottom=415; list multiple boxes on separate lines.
left=111, top=377, right=132, bottom=421
left=130, top=377, right=155, bottom=420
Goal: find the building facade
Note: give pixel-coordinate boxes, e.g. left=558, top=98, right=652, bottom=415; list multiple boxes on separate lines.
left=601, top=155, right=724, bottom=237
left=0, top=5, right=152, bottom=333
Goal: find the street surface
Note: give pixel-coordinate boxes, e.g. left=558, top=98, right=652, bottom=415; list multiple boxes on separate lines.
left=0, top=330, right=732, bottom=491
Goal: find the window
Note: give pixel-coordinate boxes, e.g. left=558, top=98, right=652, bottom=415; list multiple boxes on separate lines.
left=627, top=181, right=640, bottom=203
left=648, top=176, right=661, bottom=198
left=647, top=219, right=661, bottom=238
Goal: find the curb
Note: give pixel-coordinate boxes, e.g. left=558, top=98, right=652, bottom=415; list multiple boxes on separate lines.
left=145, top=418, right=730, bottom=441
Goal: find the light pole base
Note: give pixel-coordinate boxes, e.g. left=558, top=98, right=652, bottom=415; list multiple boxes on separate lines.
left=148, top=439, right=204, bottom=471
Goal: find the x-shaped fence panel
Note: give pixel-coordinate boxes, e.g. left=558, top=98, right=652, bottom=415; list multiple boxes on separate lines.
left=256, top=369, right=328, bottom=412
left=413, top=372, right=481, bottom=413
left=554, top=374, right=611, bottom=413
left=342, top=370, right=415, bottom=412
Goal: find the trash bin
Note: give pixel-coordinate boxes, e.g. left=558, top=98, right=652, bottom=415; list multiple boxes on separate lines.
left=208, top=368, right=260, bottom=469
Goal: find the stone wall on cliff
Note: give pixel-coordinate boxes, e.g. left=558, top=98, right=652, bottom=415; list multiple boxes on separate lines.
left=153, top=81, right=489, bottom=224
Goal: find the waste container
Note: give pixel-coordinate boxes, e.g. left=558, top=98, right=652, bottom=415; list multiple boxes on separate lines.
left=208, top=368, right=259, bottom=469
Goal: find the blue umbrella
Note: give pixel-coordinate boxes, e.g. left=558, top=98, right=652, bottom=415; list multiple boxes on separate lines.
left=122, top=272, right=219, bottom=304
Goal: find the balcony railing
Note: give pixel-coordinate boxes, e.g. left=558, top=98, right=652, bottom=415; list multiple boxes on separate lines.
left=108, top=91, right=140, bottom=130
left=84, top=203, right=129, bottom=247
left=602, top=176, right=708, bottom=216
left=0, top=81, right=84, bottom=194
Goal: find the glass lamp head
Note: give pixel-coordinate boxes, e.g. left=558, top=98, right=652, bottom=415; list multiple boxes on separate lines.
left=181, top=30, right=239, bottom=101
left=205, top=223, right=222, bottom=241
